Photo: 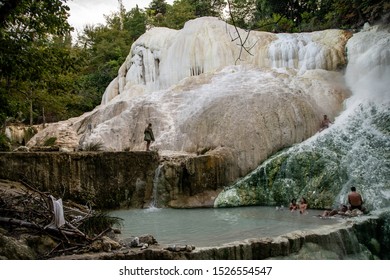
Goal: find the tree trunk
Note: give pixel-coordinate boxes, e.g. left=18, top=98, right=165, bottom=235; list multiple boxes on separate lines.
left=42, top=107, right=46, bottom=128
left=29, top=99, right=33, bottom=125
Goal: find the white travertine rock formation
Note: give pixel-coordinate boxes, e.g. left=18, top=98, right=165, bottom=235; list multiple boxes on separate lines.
left=28, top=17, right=353, bottom=175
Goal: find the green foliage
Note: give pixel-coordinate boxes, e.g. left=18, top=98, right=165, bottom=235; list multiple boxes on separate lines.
left=79, top=212, right=123, bottom=236
left=324, top=0, right=389, bottom=29
left=148, top=0, right=169, bottom=16
left=231, top=0, right=390, bottom=32
left=255, top=13, right=296, bottom=32
left=146, top=0, right=169, bottom=27
left=187, top=0, right=225, bottom=17
left=0, top=0, right=84, bottom=124
left=125, top=6, right=148, bottom=39
left=0, top=133, right=11, bottom=151
left=82, top=141, right=104, bottom=151
left=24, top=127, right=37, bottom=143
left=226, top=0, right=258, bottom=29
left=147, top=0, right=225, bottom=29
left=164, top=0, right=196, bottom=29
left=75, top=6, right=147, bottom=109
left=0, top=0, right=72, bottom=81
left=43, top=137, right=57, bottom=146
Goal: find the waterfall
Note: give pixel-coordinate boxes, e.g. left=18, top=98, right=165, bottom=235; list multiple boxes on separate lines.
left=149, top=165, right=163, bottom=209
left=214, top=25, right=390, bottom=211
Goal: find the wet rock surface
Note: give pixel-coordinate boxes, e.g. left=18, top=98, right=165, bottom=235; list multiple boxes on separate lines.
left=0, top=150, right=236, bottom=209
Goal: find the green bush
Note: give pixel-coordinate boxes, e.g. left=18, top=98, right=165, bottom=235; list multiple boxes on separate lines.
left=79, top=212, right=123, bottom=236
left=0, top=133, right=11, bottom=151
left=24, top=127, right=37, bottom=143
left=83, top=141, right=104, bottom=151
left=43, top=137, right=57, bottom=146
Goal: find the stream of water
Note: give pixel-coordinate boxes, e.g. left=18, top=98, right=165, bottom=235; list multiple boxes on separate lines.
left=110, top=206, right=339, bottom=247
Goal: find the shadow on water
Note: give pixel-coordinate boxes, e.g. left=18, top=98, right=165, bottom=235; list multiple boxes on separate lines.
left=110, top=206, right=340, bottom=247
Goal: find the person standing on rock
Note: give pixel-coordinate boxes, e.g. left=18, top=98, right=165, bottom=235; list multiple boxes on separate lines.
left=144, top=123, right=155, bottom=151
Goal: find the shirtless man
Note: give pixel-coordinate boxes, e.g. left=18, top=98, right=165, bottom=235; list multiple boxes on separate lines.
left=348, top=186, right=364, bottom=211
left=319, top=114, right=332, bottom=131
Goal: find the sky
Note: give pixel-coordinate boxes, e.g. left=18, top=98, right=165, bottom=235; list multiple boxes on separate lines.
left=67, top=0, right=174, bottom=34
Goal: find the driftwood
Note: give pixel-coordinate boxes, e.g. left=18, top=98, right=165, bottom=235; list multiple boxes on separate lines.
left=0, top=216, right=41, bottom=229
left=0, top=179, right=119, bottom=258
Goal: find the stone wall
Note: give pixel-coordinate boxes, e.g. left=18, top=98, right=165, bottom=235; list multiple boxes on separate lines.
left=0, top=150, right=237, bottom=209
left=0, top=151, right=159, bottom=209
left=157, top=147, right=239, bottom=208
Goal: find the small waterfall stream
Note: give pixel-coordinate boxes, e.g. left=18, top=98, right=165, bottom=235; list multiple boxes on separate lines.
left=149, top=165, right=163, bottom=209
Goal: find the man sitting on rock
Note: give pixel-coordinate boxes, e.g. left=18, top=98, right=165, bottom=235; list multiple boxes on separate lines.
left=348, top=186, right=365, bottom=212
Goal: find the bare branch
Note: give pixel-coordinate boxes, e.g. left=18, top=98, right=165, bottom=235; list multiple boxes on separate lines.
left=225, top=0, right=258, bottom=64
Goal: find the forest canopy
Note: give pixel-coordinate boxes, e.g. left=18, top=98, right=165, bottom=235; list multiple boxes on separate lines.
left=0, top=0, right=389, bottom=130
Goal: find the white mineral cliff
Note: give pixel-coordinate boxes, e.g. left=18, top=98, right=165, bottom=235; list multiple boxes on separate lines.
left=27, top=17, right=352, bottom=175
left=213, top=23, right=390, bottom=209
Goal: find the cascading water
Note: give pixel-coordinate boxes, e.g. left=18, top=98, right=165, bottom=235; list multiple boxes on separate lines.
left=214, top=25, right=390, bottom=211
left=149, top=165, right=163, bottom=208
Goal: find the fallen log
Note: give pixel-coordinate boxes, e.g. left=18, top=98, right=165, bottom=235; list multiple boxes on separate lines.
left=0, top=216, right=88, bottom=239
left=0, top=216, right=41, bottom=230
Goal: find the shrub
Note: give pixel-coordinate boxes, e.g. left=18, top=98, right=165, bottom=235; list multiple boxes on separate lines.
left=0, top=133, right=11, bottom=151
left=83, top=141, right=104, bottom=151
left=43, top=137, right=57, bottom=146
left=79, top=212, right=123, bottom=236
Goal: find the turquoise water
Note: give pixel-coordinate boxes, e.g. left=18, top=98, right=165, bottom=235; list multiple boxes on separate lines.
left=110, top=206, right=339, bottom=247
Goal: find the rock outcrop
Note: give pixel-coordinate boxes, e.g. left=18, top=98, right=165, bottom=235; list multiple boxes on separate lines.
left=0, top=149, right=237, bottom=208
left=27, top=17, right=352, bottom=178
left=214, top=24, right=390, bottom=211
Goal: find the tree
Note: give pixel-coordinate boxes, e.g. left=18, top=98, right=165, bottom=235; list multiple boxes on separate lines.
left=227, top=0, right=258, bottom=29
left=0, top=0, right=73, bottom=125
left=125, top=5, right=147, bottom=39
left=147, top=0, right=169, bottom=17
left=187, top=0, right=226, bottom=17
left=0, top=0, right=72, bottom=80
left=146, top=0, right=170, bottom=27
left=164, top=0, right=196, bottom=29
left=325, top=0, right=389, bottom=29
left=149, top=0, right=226, bottom=30
left=75, top=6, right=147, bottom=110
